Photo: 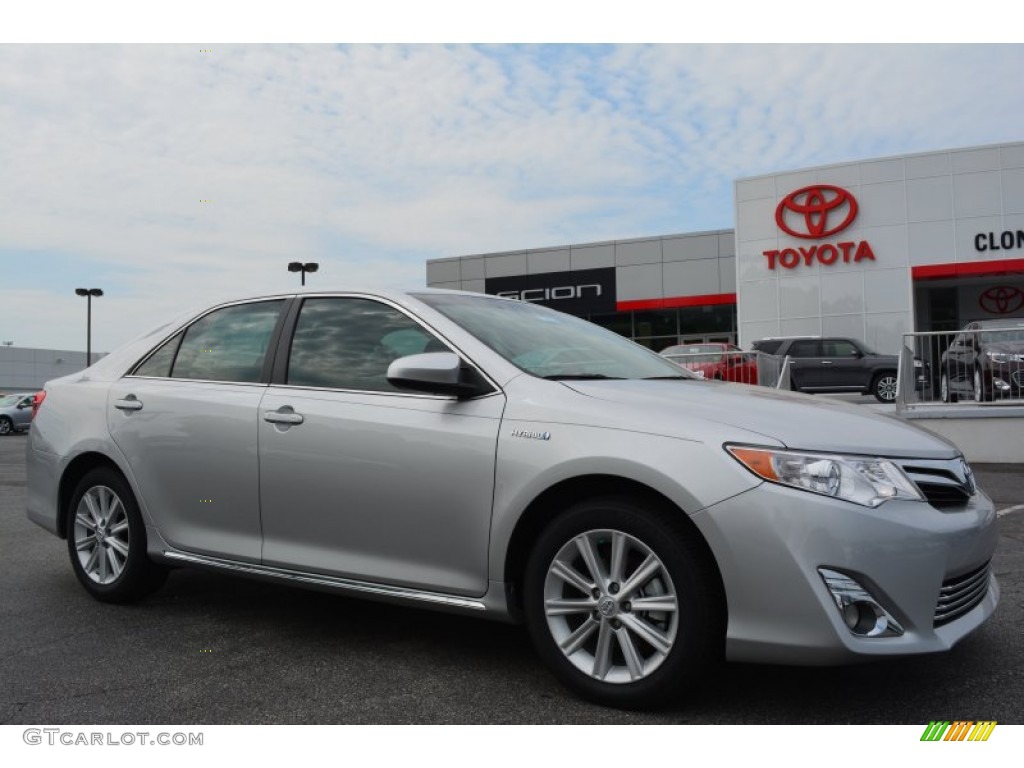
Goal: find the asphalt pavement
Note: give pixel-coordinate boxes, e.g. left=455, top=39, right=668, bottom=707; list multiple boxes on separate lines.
left=1, top=433, right=1021, bottom=724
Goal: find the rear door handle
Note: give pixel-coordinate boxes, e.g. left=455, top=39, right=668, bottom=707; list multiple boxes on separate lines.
left=114, top=396, right=143, bottom=411
left=264, top=410, right=304, bottom=425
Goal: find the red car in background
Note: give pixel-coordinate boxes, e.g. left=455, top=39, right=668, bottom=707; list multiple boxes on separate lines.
left=659, top=343, right=759, bottom=384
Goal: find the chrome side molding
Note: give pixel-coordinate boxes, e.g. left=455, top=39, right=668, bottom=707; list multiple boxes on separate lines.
left=161, top=550, right=487, bottom=611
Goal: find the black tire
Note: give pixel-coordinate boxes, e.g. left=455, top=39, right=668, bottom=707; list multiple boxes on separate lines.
left=871, top=371, right=898, bottom=403
left=940, top=372, right=958, bottom=403
left=973, top=366, right=989, bottom=403
left=523, top=495, right=724, bottom=709
left=0, top=416, right=12, bottom=436
left=65, top=466, right=167, bottom=603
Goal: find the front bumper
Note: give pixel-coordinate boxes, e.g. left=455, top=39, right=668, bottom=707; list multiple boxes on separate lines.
left=692, top=480, right=999, bottom=664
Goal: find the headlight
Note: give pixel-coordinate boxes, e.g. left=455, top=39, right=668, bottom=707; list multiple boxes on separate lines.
left=725, top=445, right=924, bottom=507
left=986, top=351, right=1009, bottom=364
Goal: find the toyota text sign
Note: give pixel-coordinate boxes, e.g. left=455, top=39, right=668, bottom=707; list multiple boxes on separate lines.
left=764, top=185, right=876, bottom=270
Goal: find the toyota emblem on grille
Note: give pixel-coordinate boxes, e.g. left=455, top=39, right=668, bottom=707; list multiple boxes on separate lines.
left=775, top=185, right=859, bottom=240
left=978, top=286, right=1024, bottom=315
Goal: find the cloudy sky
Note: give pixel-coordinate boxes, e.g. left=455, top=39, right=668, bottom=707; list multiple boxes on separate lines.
left=3, top=37, right=1024, bottom=351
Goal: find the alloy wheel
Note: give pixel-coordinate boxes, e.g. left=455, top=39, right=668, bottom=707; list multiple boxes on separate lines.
left=73, top=485, right=131, bottom=585
left=542, top=529, right=678, bottom=684
left=875, top=375, right=898, bottom=402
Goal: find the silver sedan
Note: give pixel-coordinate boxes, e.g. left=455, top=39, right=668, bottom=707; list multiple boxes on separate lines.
left=26, top=289, right=998, bottom=709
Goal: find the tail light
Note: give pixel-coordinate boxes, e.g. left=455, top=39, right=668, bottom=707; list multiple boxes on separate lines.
left=32, top=390, right=46, bottom=420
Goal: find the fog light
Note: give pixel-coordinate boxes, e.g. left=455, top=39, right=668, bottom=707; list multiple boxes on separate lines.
left=819, top=568, right=904, bottom=638
left=993, top=378, right=1011, bottom=391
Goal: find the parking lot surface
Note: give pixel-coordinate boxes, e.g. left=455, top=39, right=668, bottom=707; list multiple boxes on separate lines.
left=1, top=434, right=1021, bottom=724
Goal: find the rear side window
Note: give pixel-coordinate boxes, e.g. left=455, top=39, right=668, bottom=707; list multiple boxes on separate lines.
left=133, top=332, right=183, bottom=377
left=169, top=300, right=284, bottom=383
left=287, top=297, right=449, bottom=392
left=787, top=340, right=821, bottom=358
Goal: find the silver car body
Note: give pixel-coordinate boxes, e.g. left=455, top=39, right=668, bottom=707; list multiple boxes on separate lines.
left=0, top=392, right=36, bottom=434
left=26, top=289, right=998, bottom=670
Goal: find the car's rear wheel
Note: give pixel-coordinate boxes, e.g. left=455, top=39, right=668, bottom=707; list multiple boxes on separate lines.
left=0, top=417, right=12, bottom=436
left=66, top=466, right=167, bottom=603
left=872, top=372, right=898, bottom=403
left=523, top=496, right=723, bottom=709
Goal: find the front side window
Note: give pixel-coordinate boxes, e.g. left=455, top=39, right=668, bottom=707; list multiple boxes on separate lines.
left=287, top=297, right=450, bottom=392
left=823, top=340, right=858, bottom=357
left=170, top=300, right=284, bottom=383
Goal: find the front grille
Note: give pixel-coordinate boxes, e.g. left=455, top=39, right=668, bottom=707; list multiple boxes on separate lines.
left=899, top=459, right=975, bottom=509
left=1012, top=370, right=1023, bottom=387
left=935, top=560, right=991, bottom=627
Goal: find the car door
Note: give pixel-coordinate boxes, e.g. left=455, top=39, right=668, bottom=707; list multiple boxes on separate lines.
left=257, top=295, right=505, bottom=597
left=819, top=338, right=868, bottom=390
left=784, top=339, right=823, bottom=390
left=108, top=298, right=288, bottom=562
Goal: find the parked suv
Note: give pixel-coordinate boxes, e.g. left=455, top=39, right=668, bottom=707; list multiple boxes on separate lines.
left=0, top=392, right=38, bottom=435
left=27, top=290, right=997, bottom=709
left=752, top=336, right=904, bottom=403
left=940, top=319, right=1024, bottom=403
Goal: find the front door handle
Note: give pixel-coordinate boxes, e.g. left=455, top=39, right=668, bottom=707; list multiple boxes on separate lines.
left=821, top=360, right=833, bottom=365
left=264, top=410, right=304, bottom=425
left=114, top=396, right=143, bottom=411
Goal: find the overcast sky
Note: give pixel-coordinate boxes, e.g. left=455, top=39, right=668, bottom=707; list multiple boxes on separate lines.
left=3, top=40, right=1024, bottom=351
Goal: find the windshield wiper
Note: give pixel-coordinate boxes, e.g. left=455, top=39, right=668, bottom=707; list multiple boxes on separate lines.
left=541, top=374, right=625, bottom=380
left=641, top=375, right=689, bottom=380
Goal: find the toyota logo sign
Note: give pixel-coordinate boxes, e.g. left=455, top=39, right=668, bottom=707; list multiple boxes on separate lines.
left=775, top=185, right=859, bottom=240
left=979, top=286, right=1024, bottom=315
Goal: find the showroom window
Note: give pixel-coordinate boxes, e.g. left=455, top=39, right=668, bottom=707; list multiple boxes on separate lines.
left=169, top=300, right=285, bottom=383
left=287, top=297, right=449, bottom=392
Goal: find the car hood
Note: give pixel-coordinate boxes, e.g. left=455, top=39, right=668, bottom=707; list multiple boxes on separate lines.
left=561, top=379, right=960, bottom=459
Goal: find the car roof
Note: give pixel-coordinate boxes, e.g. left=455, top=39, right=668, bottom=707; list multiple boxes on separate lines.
left=969, top=319, right=1024, bottom=329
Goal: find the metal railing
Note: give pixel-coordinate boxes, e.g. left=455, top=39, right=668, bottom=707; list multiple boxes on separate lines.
left=896, top=328, right=1024, bottom=412
left=661, top=350, right=791, bottom=389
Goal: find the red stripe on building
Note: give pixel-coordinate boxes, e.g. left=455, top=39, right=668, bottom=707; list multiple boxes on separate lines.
left=616, top=293, right=737, bottom=312
left=911, top=258, right=1024, bottom=280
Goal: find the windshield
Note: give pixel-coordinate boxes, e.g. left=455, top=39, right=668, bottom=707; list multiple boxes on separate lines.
left=980, top=329, right=1024, bottom=343
left=416, top=293, right=695, bottom=380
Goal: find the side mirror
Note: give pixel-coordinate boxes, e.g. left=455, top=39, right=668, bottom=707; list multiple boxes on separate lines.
left=387, top=352, right=490, bottom=399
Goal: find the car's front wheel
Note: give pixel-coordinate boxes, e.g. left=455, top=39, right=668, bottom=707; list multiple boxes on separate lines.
left=523, top=496, right=723, bottom=709
left=973, top=366, right=989, bottom=403
left=872, top=372, right=899, bottom=403
left=940, top=372, right=958, bottom=403
left=66, top=466, right=167, bottom=603
left=0, top=416, right=12, bottom=436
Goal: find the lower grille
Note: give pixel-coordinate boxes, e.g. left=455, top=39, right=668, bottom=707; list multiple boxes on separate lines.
left=935, top=560, right=991, bottom=627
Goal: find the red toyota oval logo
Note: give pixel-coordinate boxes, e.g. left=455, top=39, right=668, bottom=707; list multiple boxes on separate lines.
left=775, top=185, right=859, bottom=240
left=979, top=286, right=1024, bottom=315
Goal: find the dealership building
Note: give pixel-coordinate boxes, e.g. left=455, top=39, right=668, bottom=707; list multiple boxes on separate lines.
left=426, top=140, right=1024, bottom=355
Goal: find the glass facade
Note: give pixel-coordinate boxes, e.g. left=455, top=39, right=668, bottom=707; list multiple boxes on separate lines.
left=587, top=304, right=738, bottom=351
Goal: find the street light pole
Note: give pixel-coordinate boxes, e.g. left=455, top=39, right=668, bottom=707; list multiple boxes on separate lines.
left=287, top=261, right=320, bottom=286
left=75, top=288, right=104, bottom=366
